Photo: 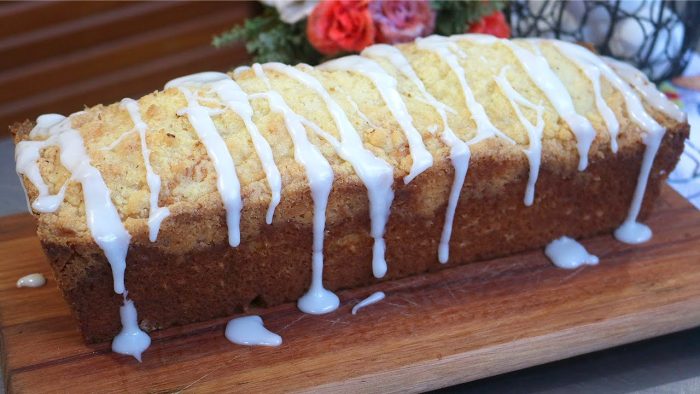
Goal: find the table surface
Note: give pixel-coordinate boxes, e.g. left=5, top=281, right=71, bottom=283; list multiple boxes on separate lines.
left=1, top=138, right=699, bottom=393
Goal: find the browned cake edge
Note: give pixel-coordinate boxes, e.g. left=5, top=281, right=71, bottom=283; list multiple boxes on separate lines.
left=11, top=119, right=688, bottom=343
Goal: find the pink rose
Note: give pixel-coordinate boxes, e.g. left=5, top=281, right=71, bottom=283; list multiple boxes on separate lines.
left=370, top=0, right=436, bottom=44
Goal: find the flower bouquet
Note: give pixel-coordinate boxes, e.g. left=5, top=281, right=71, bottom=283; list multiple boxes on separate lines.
left=213, top=0, right=508, bottom=65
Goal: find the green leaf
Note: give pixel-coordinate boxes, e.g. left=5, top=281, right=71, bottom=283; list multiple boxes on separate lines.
left=212, top=7, right=322, bottom=65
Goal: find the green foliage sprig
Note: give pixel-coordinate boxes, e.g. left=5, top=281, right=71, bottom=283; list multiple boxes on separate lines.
left=212, top=8, right=322, bottom=65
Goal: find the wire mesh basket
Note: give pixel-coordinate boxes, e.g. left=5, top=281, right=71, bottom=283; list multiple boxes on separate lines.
left=510, top=0, right=700, bottom=82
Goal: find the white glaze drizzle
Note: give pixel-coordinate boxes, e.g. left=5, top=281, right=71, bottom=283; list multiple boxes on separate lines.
left=346, top=94, right=380, bottom=129
left=15, top=115, right=71, bottom=213
left=552, top=50, right=660, bottom=133
left=16, top=273, right=46, bottom=288
left=263, top=62, right=395, bottom=278
left=252, top=64, right=339, bottom=314
left=597, top=58, right=673, bottom=244
left=233, top=65, right=251, bottom=78
left=225, top=315, right=282, bottom=346
left=453, top=34, right=596, bottom=171
left=112, top=298, right=151, bottom=362
left=545, top=236, right=599, bottom=269
left=121, top=98, right=170, bottom=242
left=27, top=113, right=65, bottom=139
left=16, top=113, right=150, bottom=360
left=529, top=41, right=545, bottom=57
left=15, top=142, right=68, bottom=213
left=520, top=42, right=668, bottom=242
left=351, top=291, right=386, bottom=315
left=168, top=72, right=282, bottom=224
left=604, top=57, right=686, bottom=123
left=614, top=126, right=665, bottom=244
left=362, top=44, right=470, bottom=264
left=318, top=55, right=433, bottom=184
left=503, top=39, right=595, bottom=170
left=414, top=35, right=513, bottom=145
left=19, top=115, right=132, bottom=294
left=544, top=40, right=620, bottom=153
left=494, top=66, right=545, bottom=206
left=99, top=129, right=136, bottom=151
left=208, top=74, right=282, bottom=224
left=166, top=76, right=243, bottom=247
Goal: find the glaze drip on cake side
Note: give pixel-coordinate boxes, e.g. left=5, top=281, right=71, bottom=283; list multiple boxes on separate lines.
left=17, top=115, right=132, bottom=294
left=603, top=57, right=683, bottom=243
left=14, top=35, right=685, bottom=359
left=112, top=298, right=151, bottom=361
left=166, top=75, right=243, bottom=248
left=210, top=75, right=283, bottom=224
left=493, top=67, right=544, bottom=206
left=15, top=114, right=150, bottom=360
left=263, top=62, right=395, bottom=278
left=362, top=43, right=470, bottom=264
left=251, top=64, right=339, bottom=315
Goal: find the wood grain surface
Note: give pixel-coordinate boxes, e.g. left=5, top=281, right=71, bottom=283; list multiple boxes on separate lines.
left=1, top=185, right=699, bottom=393
left=0, top=1, right=258, bottom=136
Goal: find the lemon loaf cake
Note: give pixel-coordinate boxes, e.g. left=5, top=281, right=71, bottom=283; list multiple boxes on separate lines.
left=12, top=35, right=688, bottom=355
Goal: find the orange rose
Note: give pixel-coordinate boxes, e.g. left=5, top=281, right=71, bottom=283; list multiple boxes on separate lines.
left=307, top=0, right=375, bottom=56
left=467, top=11, right=511, bottom=39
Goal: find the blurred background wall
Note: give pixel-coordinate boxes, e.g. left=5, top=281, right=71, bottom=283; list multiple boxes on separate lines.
left=0, top=1, right=258, bottom=137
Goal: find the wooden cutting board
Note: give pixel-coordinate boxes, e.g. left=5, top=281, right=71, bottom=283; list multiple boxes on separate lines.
left=2, top=185, right=700, bottom=393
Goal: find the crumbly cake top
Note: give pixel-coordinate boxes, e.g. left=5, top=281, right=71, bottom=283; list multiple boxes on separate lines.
left=14, top=36, right=682, bottom=247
